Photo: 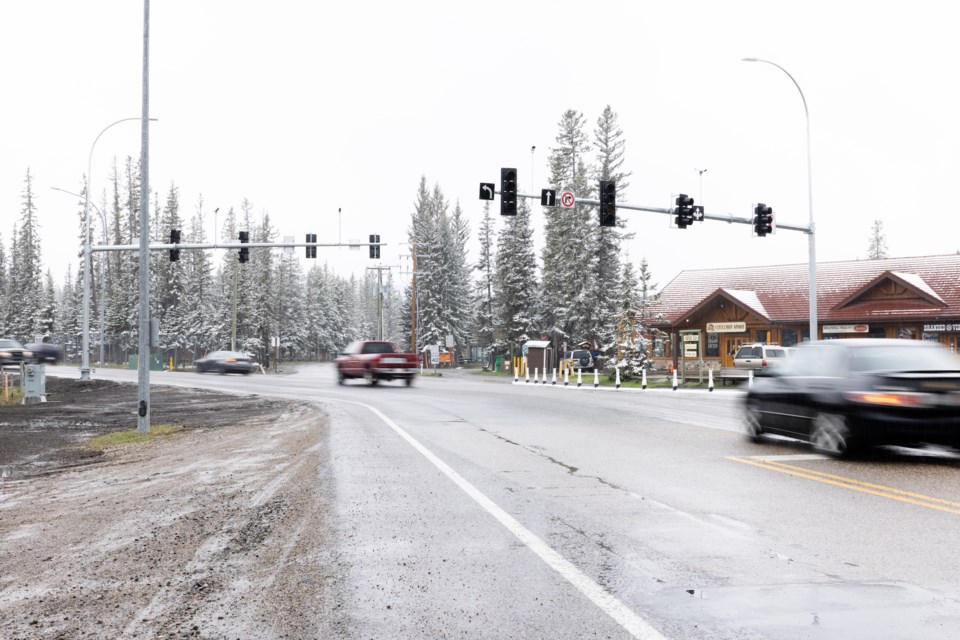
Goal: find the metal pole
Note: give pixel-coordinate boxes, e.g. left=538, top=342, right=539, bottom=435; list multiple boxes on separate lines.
left=137, top=0, right=151, bottom=434
left=82, top=117, right=146, bottom=379
left=742, top=58, right=817, bottom=341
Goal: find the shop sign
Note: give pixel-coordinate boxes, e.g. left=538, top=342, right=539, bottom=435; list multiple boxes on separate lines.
left=923, top=323, right=960, bottom=332
left=823, top=324, right=869, bottom=334
left=706, top=322, right=746, bottom=333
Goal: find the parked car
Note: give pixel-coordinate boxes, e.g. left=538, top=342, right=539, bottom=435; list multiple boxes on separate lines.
left=0, top=339, right=33, bottom=368
left=733, top=343, right=792, bottom=370
left=743, top=338, right=960, bottom=457
left=194, top=350, right=256, bottom=374
left=562, top=349, right=598, bottom=372
left=26, top=342, right=64, bottom=364
left=335, top=340, right=419, bottom=386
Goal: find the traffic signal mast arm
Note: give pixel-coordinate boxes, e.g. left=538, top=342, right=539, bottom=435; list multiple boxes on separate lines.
left=89, top=240, right=386, bottom=252
left=509, top=191, right=812, bottom=234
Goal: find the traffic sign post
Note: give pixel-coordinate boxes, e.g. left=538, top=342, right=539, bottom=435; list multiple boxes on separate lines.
left=479, top=183, right=495, bottom=200
left=560, top=191, right=575, bottom=208
left=541, top=189, right=557, bottom=206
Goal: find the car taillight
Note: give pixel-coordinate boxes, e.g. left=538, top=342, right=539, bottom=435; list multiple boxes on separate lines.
left=226, top=358, right=237, bottom=363
left=761, top=359, right=767, bottom=368
left=844, top=391, right=933, bottom=408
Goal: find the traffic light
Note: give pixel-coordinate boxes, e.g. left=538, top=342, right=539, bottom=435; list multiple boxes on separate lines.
left=675, top=194, right=695, bottom=229
left=599, top=180, right=616, bottom=227
left=754, top=203, right=774, bottom=237
left=369, top=234, right=380, bottom=259
left=306, top=233, right=317, bottom=258
left=500, top=167, right=517, bottom=216
left=169, top=229, right=181, bottom=262
left=238, top=230, right=249, bottom=263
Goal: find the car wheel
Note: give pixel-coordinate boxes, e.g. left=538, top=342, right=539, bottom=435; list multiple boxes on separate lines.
left=365, top=369, right=378, bottom=386
left=811, top=412, right=852, bottom=457
left=219, top=365, right=227, bottom=375
left=337, top=369, right=345, bottom=385
left=744, top=400, right=764, bottom=442
left=405, top=376, right=414, bottom=387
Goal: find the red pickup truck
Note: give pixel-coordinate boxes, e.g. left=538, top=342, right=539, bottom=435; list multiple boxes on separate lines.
left=334, top=340, right=419, bottom=386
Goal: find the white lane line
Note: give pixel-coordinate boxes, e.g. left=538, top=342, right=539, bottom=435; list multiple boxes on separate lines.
left=340, top=398, right=667, bottom=640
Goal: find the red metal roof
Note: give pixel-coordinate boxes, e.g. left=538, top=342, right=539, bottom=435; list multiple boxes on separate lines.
left=652, top=254, right=960, bottom=326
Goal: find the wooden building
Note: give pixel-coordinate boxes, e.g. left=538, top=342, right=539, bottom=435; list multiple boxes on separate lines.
left=647, top=254, right=960, bottom=370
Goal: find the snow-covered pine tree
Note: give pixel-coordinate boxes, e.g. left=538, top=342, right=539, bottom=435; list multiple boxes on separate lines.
left=591, top=105, right=632, bottom=357
left=10, top=170, right=46, bottom=342
left=540, top=110, right=595, bottom=351
left=472, top=201, right=496, bottom=365
left=494, top=197, right=539, bottom=357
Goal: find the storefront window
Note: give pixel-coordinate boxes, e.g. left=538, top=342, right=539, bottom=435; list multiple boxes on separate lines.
left=653, top=337, right=665, bottom=357
left=755, top=330, right=769, bottom=343
left=782, top=329, right=799, bottom=347
left=706, top=332, right=720, bottom=357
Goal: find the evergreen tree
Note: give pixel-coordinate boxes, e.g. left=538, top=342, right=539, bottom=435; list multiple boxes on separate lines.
left=10, top=170, right=45, bottom=341
left=0, top=232, right=8, bottom=334
left=540, top=110, right=595, bottom=351
left=473, top=202, right=497, bottom=363
left=494, top=197, right=539, bottom=356
left=591, top=105, right=632, bottom=354
left=155, top=182, right=188, bottom=365
left=182, top=195, right=217, bottom=360
left=867, top=220, right=888, bottom=260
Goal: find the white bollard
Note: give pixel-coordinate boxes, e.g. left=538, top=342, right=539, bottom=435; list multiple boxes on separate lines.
left=708, top=368, right=714, bottom=392
left=577, top=369, right=583, bottom=388
left=615, top=367, right=621, bottom=390
left=525, top=367, right=530, bottom=384
left=642, top=368, right=647, bottom=390
left=593, top=369, right=599, bottom=389
left=748, top=369, right=754, bottom=388
left=672, top=369, right=678, bottom=390
left=551, top=368, right=557, bottom=385
left=564, top=367, right=569, bottom=386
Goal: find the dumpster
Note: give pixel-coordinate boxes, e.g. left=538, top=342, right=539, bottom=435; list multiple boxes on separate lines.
left=494, top=355, right=502, bottom=371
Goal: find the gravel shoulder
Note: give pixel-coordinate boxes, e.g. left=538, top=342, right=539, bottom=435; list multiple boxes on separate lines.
left=0, top=377, right=342, bottom=639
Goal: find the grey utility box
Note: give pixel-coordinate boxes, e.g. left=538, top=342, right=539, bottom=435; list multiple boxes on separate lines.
left=22, top=363, right=46, bottom=405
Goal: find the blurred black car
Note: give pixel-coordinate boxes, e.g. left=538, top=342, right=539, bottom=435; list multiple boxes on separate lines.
left=26, top=342, right=63, bottom=364
left=194, top=350, right=255, bottom=374
left=0, top=339, right=33, bottom=368
left=744, top=339, right=960, bottom=457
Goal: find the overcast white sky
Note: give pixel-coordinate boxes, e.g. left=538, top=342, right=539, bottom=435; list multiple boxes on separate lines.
left=3, top=1, right=958, bottom=292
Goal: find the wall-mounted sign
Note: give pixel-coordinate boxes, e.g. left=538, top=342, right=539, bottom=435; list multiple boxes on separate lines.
left=823, top=324, right=869, bottom=334
left=706, top=322, right=746, bottom=333
left=923, top=323, right=960, bottom=332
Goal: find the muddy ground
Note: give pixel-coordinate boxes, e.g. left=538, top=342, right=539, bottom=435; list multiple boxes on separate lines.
left=0, top=376, right=343, bottom=639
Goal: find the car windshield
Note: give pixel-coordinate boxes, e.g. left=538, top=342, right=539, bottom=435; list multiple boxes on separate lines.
left=0, top=339, right=24, bottom=349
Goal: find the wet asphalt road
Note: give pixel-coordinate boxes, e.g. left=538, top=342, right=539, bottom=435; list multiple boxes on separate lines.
left=46, top=365, right=960, bottom=639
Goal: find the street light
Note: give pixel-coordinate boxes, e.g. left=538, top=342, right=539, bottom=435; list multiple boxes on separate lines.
left=80, top=117, right=157, bottom=380
left=741, top=58, right=817, bottom=341
left=52, top=187, right=108, bottom=367
left=696, top=168, right=707, bottom=205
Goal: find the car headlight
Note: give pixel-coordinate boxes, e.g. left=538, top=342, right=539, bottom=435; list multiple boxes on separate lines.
left=0, top=351, right=10, bottom=357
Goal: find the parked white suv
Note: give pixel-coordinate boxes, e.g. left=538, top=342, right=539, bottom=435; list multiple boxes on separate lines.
left=733, top=343, right=792, bottom=370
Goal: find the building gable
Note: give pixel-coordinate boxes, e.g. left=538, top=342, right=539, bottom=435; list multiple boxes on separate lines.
left=834, top=271, right=946, bottom=311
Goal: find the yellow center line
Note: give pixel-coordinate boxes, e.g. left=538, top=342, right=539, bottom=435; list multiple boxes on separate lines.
left=728, top=456, right=960, bottom=516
